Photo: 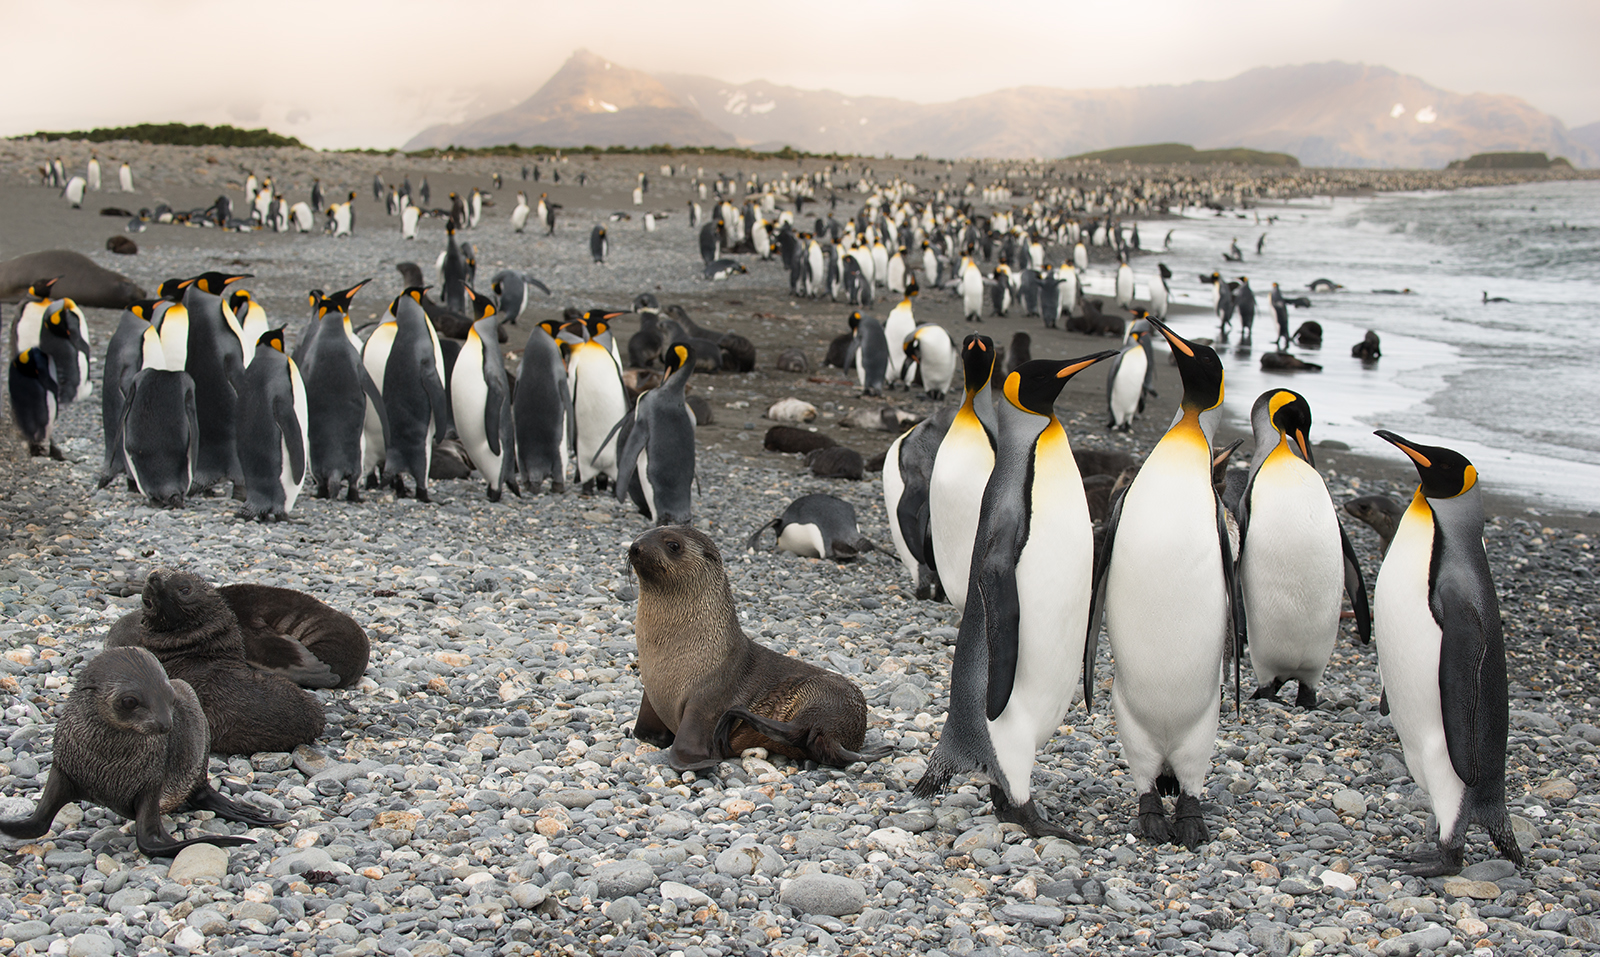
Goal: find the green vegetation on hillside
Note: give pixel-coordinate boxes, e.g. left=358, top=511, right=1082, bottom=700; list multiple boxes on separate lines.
left=1069, top=143, right=1300, bottom=167
left=31, top=123, right=306, bottom=149
left=1447, top=151, right=1571, bottom=170
left=401, top=143, right=853, bottom=162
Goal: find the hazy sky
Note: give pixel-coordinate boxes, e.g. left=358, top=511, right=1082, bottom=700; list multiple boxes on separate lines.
left=5, top=0, right=1595, bottom=150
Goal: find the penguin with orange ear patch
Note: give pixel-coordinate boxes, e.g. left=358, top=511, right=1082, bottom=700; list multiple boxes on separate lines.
left=451, top=297, right=519, bottom=501
left=1371, top=431, right=1523, bottom=876
left=614, top=342, right=696, bottom=525
left=236, top=329, right=308, bottom=522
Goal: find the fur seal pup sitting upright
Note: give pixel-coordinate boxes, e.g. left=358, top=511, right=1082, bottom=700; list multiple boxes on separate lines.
left=0, top=647, right=282, bottom=857
left=104, top=569, right=326, bottom=754
left=628, top=526, right=886, bottom=771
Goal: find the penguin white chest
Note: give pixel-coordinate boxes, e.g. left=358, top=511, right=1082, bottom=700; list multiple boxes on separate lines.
left=1240, top=454, right=1343, bottom=685
left=282, top=365, right=309, bottom=512
left=929, top=413, right=995, bottom=610
left=452, top=337, right=496, bottom=474
left=1109, top=349, right=1147, bottom=425
left=1373, top=499, right=1466, bottom=834
left=777, top=522, right=828, bottom=559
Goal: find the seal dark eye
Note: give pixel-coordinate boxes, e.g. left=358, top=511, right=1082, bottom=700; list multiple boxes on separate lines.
left=118, top=695, right=140, bottom=711
left=667, top=541, right=681, bottom=553
left=179, top=584, right=191, bottom=595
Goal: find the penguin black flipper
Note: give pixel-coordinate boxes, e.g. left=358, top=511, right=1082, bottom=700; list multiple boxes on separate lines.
left=183, top=375, right=201, bottom=486
left=613, top=409, right=648, bottom=505
left=1339, top=523, right=1372, bottom=643
left=484, top=369, right=506, bottom=458
left=745, top=518, right=780, bottom=551
left=980, top=551, right=1024, bottom=722
left=419, top=353, right=454, bottom=438
left=1216, top=492, right=1245, bottom=716
left=1433, top=567, right=1503, bottom=791
left=1083, top=488, right=1126, bottom=713
left=272, top=390, right=306, bottom=486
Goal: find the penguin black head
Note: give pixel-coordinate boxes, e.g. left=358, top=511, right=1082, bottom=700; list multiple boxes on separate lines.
left=471, top=293, right=496, bottom=322
left=257, top=328, right=286, bottom=352
left=538, top=319, right=562, bottom=339
left=186, top=271, right=253, bottom=294
left=848, top=311, right=862, bottom=331
left=320, top=279, right=371, bottom=317
left=1146, top=315, right=1224, bottom=415
left=128, top=299, right=162, bottom=321
left=1375, top=431, right=1478, bottom=500
left=28, top=278, right=59, bottom=298
left=663, top=343, right=690, bottom=374
left=158, top=278, right=189, bottom=301
left=583, top=310, right=622, bottom=338
left=1259, top=389, right=1314, bottom=463
left=905, top=275, right=920, bottom=298
left=228, top=289, right=253, bottom=314
left=1158, top=263, right=1171, bottom=280
left=45, top=309, right=73, bottom=337
left=960, top=334, right=995, bottom=392
left=1003, top=353, right=1118, bottom=417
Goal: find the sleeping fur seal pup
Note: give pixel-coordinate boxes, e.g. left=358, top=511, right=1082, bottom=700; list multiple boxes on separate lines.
left=0, top=647, right=282, bottom=857
left=628, top=526, right=886, bottom=771
left=104, top=568, right=327, bottom=754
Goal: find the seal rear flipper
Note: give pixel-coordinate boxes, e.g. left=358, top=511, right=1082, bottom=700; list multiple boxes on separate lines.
left=243, top=634, right=341, bottom=689
left=716, top=707, right=883, bottom=768
left=184, top=783, right=284, bottom=828
left=133, top=787, right=254, bottom=858
left=0, top=768, right=82, bottom=839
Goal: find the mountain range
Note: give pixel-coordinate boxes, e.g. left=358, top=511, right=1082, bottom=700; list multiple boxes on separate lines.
left=405, top=51, right=1597, bottom=169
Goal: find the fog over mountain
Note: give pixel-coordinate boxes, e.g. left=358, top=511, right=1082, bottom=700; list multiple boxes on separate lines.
left=406, top=51, right=1596, bottom=168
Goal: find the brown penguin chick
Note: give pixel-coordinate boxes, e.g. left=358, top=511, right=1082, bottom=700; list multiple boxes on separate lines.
left=627, top=526, right=886, bottom=772
left=763, top=425, right=836, bottom=454
left=218, top=584, right=370, bottom=689
left=0, top=647, right=282, bottom=857
left=103, top=568, right=326, bottom=755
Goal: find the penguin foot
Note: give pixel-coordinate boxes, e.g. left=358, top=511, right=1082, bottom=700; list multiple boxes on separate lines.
left=992, top=788, right=1081, bottom=842
left=392, top=477, right=412, bottom=498
left=126, top=478, right=139, bottom=493
left=415, top=487, right=431, bottom=504
left=1138, top=790, right=1171, bottom=844
left=580, top=479, right=596, bottom=497
left=487, top=487, right=502, bottom=503
left=1294, top=682, right=1319, bottom=709
left=1251, top=679, right=1286, bottom=702
left=1400, top=845, right=1464, bottom=877
left=230, top=484, right=247, bottom=502
left=345, top=486, right=363, bottom=503
left=1172, top=794, right=1209, bottom=849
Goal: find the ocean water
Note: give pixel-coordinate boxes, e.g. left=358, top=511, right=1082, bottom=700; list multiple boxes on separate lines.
left=1095, top=180, right=1600, bottom=512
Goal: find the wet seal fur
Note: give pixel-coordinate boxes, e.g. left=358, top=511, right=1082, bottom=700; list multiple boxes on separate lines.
left=627, top=526, right=886, bottom=771
left=104, top=568, right=327, bottom=754
left=0, top=647, right=282, bottom=857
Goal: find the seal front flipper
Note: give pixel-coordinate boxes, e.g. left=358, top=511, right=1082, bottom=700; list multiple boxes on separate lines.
left=0, top=766, right=83, bottom=839
left=665, top=699, right=726, bottom=772
left=184, top=783, right=284, bottom=828
left=632, top=690, right=675, bottom=750
left=133, top=786, right=253, bottom=858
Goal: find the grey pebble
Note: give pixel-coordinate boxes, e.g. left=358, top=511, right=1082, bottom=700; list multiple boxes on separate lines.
left=780, top=873, right=867, bottom=916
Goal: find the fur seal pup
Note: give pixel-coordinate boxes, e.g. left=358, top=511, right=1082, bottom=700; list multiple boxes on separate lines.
left=763, top=426, right=836, bottom=454
left=1344, top=494, right=1404, bottom=554
left=627, top=526, right=885, bottom=771
left=104, top=569, right=326, bottom=754
left=0, top=250, right=146, bottom=308
left=805, top=446, right=865, bottom=480
left=218, top=584, right=370, bottom=689
left=0, top=647, right=281, bottom=857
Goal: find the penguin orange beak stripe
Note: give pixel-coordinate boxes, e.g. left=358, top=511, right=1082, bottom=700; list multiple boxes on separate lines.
left=1376, top=430, right=1432, bottom=467
left=1296, top=429, right=1309, bottom=459
left=1056, top=352, right=1116, bottom=378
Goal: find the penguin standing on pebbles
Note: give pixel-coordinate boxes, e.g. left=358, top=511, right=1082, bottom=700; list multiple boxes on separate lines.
left=1371, top=431, right=1525, bottom=876
left=369, top=290, right=453, bottom=501
left=928, top=335, right=1000, bottom=612
left=1238, top=390, right=1370, bottom=708
left=234, top=329, right=308, bottom=522
left=513, top=320, right=572, bottom=494
left=1090, top=314, right=1242, bottom=849
left=568, top=313, right=628, bottom=494
left=451, top=301, right=519, bottom=501
left=844, top=311, right=889, bottom=397
left=590, top=225, right=609, bottom=264
left=914, top=352, right=1118, bottom=837
left=613, top=343, right=695, bottom=525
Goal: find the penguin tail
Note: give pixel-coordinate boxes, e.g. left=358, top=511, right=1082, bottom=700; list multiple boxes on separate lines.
left=745, top=518, right=779, bottom=552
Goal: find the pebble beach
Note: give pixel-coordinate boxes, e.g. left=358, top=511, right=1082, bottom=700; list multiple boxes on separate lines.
left=0, top=141, right=1597, bottom=957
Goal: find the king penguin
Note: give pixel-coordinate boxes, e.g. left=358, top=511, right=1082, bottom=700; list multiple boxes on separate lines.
left=37, top=299, right=91, bottom=404
left=121, top=323, right=198, bottom=508
left=928, top=336, right=1001, bottom=611
left=235, top=328, right=309, bottom=522
left=914, top=352, right=1118, bottom=836
left=613, top=343, right=696, bottom=525
left=882, top=285, right=918, bottom=386
left=590, top=225, right=609, bottom=264
left=844, top=311, right=889, bottom=397
left=8, top=349, right=60, bottom=458
left=1105, top=322, right=1155, bottom=431
left=1090, top=314, right=1242, bottom=848
left=513, top=319, right=572, bottom=494
left=1115, top=255, right=1135, bottom=310
left=1370, top=430, right=1525, bottom=876
left=1238, top=390, right=1370, bottom=708
left=451, top=300, right=520, bottom=501
left=96, top=299, right=161, bottom=486
left=178, top=271, right=252, bottom=492
left=900, top=323, right=956, bottom=400
left=369, top=289, right=453, bottom=501
left=302, top=280, right=389, bottom=502
left=568, top=313, right=628, bottom=494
